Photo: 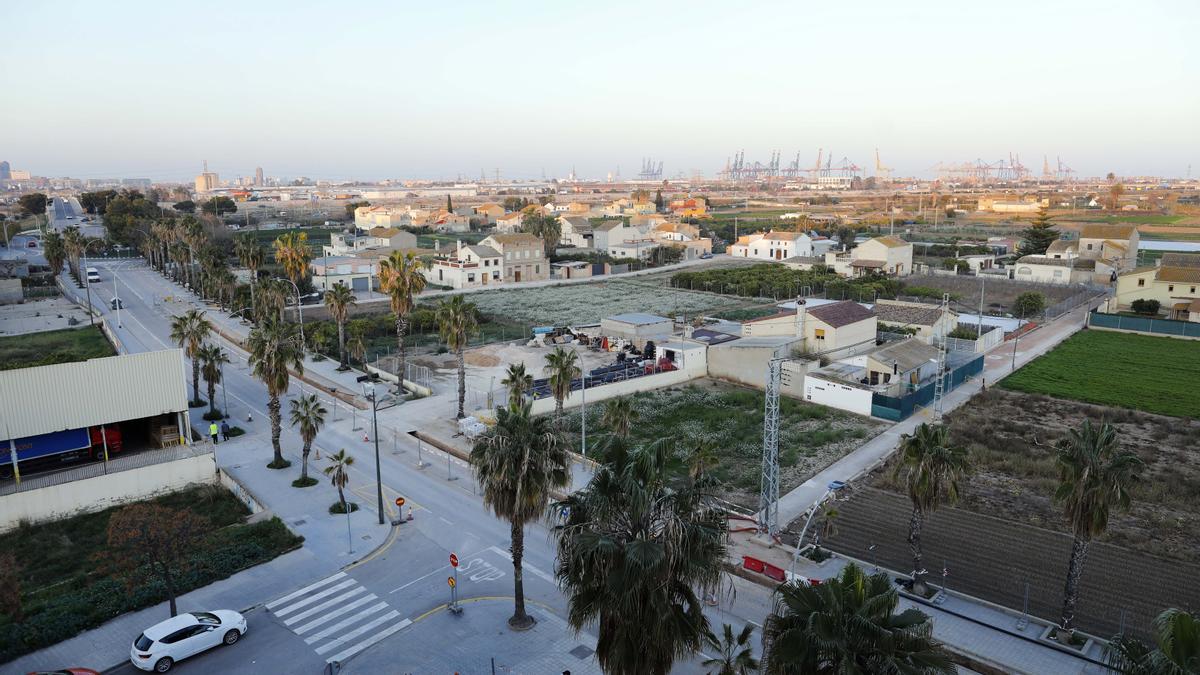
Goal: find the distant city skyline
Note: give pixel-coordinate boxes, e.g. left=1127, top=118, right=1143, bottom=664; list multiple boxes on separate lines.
left=2, top=0, right=1197, bottom=181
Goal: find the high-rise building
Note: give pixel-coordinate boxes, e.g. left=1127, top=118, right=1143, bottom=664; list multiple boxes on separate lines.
left=254, top=166, right=264, bottom=186
left=194, top=160, right=219, bottom=193
left=0, top=160, right=10, bottom=180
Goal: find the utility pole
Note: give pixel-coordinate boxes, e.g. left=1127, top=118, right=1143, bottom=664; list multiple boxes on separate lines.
left=359, top=374, right=386, bottom=526
left=759, top=358, right=783, bottom=538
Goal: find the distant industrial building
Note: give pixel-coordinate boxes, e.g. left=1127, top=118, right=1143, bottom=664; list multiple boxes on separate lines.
left=194, top=160, right=220, bottom=193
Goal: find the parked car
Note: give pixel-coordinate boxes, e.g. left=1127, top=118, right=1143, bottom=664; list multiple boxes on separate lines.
left=699, top=252, right=713, bottom=259
left=110, top=297, right=124, bottom=309
left=130, top=610, right=247, bottom=672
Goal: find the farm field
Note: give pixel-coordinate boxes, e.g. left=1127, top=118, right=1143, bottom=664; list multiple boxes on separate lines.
left=560, top=380, right=885, bottom=510
left=1000, top=329, right=1200, bottom=418
left=0, top=325, right=115, bottom=370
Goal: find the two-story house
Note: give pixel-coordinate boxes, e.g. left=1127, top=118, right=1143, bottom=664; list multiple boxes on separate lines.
left=729, top=231, right=813, bottom=261
left=481, top=233, right=548, bottom=282
left=424, top=241, right=503, bottom=289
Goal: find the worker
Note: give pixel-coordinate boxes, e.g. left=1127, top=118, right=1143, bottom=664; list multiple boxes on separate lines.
left=220, top=420, right=231, bottom=441
left=209, top=421, right=219, bottom=444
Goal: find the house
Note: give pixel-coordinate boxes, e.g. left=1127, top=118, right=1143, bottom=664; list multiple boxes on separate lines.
left=354, top=205, right=429, bottom=230
left=551, top=260, right=593, bottom=280
left=741, top=300, right=876, bottom=356
left=865, top=338, right=941, bottom=389
left=592, top=220, right=655, bottom=258
left=323, top=227, right=417, bottom=256
left=669, top=196, right=708, bottom=219
left=558, top=216, right=593, bottom=248
left=310, top=256, right=379, bottom=293
left=1077, top=224, right=1139, bottom=271
left=424, top=241, right=504, bottom=289
left=654, top=222, right=712, bottom=259
left=629, top=213, right=670, bottom=229
left=431, top=210, right=471, bottom=233
left=728, top=231, right=814, bottom=261
left=977, top=196, right=1048, bottom=213
left=1011, top=255, right=1099, bottom=284
left=850, top=236, right=913, bottom=276
left=474, top=203, right=505, bottom=223
left=481, top=233, right=548, bottom=282
left=872, top=300, right=958, bottom=339
left=1106, top=253, right=1200, bottom=320
left=599, top=313, right=673, bottom=349
left=495, top=212, right=524, bottom=233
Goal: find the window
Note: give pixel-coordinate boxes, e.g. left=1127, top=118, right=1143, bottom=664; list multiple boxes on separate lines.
left=193, top=612, right=221, bottom=625
left=438, top=270, right=443, bottom=281
left=814, top=328, right=825, bottom=340
left=1169, top=285, right=1174, bottom=292
left=1053, top=269, right=1063, bottom=278
left=492, top=271, right=500, bottom=280
left=467, top=274, right=475, bottom=282
left=1087, top=243, right=1093, bottom=250
left=535, top=265, right=540, bottom=274
left=1137, top=278, right=1145, bottom=287
left=1192, top=287, right=1196, bottom=294
left=1017, top=267, right=1032, bottom=275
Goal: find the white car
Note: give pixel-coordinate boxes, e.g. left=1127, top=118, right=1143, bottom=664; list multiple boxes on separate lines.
left=130, top=610, right=247, bottom=672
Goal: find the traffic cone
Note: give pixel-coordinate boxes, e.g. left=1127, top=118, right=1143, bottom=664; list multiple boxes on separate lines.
left=362, top=433, right=370, bottom=442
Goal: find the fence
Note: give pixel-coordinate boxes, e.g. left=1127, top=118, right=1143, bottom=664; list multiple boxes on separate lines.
left=934, top=324, right=1003, bottom=353
left=871, top=354, right=984, bottom=421
left=1089, top=311, right=1200, bottom=338
left=0, top=443, right=213, bottom=497
left=1043, top=284, right=1107, bottom=320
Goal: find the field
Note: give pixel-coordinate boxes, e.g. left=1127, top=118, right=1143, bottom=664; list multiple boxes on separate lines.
left=1055, top=214, right=1185, bottom=225
left=560, top=380, right=885, bottom=510
left=0, top=485, right=302, bottom=662
left=1000, top=330, right=1200, bottom=418
left=0, top=326, right=116, bottom=370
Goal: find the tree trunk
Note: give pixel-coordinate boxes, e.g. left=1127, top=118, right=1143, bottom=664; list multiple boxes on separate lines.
left=207, top=380, right=217, bottom=416
left=161, top=563, right=178, bottom=617
left=907, top=506, right=928, bottom=595
left=301, top=442, right=310, bottom=481
left=191, top=358, right=201, bottom=404
left=395, top=314, right=408, bottom=394
left=508, top=519, right=534, bottom=629
left=337, top=319, right=346, bottom=369
left=1058, top=536, right=1090, bottom=638
left=456, top=347, right=466, bottom=419
left=268, top=394, right=284, bottom=466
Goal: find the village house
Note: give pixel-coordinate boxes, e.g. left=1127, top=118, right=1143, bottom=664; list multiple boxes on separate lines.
left=310, top=256, right=379, bottom=293
left=473, top=203, right=505, bottom=224
left=430, top=210, right=471, bottom=233
left=495, top=211, right=524, bottom=233
left=481, top=233, right=549, bottom=283
left=323, top=227, right=417, bottom=257
left=354, top=205, right=429, bottom=230
left=818, top=235, right=914, bottom=277
left=729, top=231, right=814, bottom=261
left=740, top=300, right=876, bottom=356
left=1076, top=223, right=1139, bottom=271
left=669, top=196, right=708, bottom=219
left=558, top=215, right=594, bottom=248
left=592, top=220, right=656, bottom=259
left=1106, top=252, right=1200, bottom=321
left=872, top=300, right=958, bottom=340
left=423, top=241, right=504, bottom=289
left=653, top=222, right=712, bottom=259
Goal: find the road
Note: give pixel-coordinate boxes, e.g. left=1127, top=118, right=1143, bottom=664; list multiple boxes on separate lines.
left=88, top=259, right=769, bottom=674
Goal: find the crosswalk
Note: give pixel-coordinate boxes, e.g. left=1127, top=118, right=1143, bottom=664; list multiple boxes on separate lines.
left=266, top=571, right=412, bottom=664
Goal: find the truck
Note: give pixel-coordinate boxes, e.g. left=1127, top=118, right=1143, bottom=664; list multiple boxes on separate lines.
left=1, top=425, right=124, bottom=478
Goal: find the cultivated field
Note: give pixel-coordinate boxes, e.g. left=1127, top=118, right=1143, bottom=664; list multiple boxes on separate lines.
left=1000, top=330, right=1200, bottom=418
left=0, top=325, right=115, bottom=370
left=468, top=278, right=750, bottom=325
left=560, top=380, right=885, bottom=510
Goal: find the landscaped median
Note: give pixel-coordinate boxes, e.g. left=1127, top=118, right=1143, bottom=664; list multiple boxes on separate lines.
left=0, top=485, right=302, bottom=664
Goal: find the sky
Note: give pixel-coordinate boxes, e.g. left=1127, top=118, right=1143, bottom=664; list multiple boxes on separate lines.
left=2, top=0, right=1197, bottom=182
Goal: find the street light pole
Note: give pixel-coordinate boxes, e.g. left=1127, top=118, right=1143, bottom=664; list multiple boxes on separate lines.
left=360, top=376, right=386, bottom=526
left=278, top=277, right=306, bottom=347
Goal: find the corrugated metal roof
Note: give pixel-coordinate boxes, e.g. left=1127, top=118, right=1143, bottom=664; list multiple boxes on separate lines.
left=0, top=349, right=188, bottom=440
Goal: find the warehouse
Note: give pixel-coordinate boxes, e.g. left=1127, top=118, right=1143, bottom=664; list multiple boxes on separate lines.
left=599, top=312, right=674, bottom=349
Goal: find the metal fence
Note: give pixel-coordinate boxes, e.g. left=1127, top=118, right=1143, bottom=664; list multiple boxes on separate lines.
left=871, top=354, right=984, bottom=421
left=0, top=443, right=213, bottom=497
left=1043, top=284, right=1107, bottom=320
left=1089, top=311, right=1200, bottom=338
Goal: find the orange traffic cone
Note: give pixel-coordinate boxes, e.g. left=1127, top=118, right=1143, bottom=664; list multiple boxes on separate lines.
left=362, top=433, right=370, bottom=442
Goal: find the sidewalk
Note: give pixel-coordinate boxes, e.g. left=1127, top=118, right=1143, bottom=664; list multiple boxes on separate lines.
left=7, top=435, right=392, bottom=674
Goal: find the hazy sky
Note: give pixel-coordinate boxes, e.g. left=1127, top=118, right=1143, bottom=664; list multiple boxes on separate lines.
left=2, top=0, right=1197, bottom=182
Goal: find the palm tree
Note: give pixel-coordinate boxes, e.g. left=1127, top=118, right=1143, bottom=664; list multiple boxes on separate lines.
left=273, top=231, right=312, bottom=288
left=500, top=362, right=533, bottom=409
left=234, top=233, right=265, bottom=314
left=600, top=397, right=637, bottom=438
left=1054, top=420, right=1143, bottom=638
left=703, top=624, right=759, bottom=675
left=378, top=250, right=428, bottom=392
left=324, top=283, right=357, bottom=370
left=181, top=217, right=206, bottom=290
left=554, top=435, right=727, bottom=674
left=436, top=294, right=478, bottom=419
left=471, top=402, right=570, bottom=630
left=43, top=230, right=66, bottom=275
left=247, top=318, right=305, bottom=469
left=62, top=226, right=83, bottom=278
left=169, top=241, right=190, bottom=284
left=348, top=324, right=367, bottom=367
left=544, top=347, right=580, bottom=423
left=255, top=278, right=287, bottom=323
left=169, top=309, right=213, bottom=405
left=197, top=344, right=229, bottom=417
left=323, top=449, right=355, bottom=513
left=289, top=394, right=327, bottom=486
left=760, top=563, right=955, bottom=674
left=1106, top=608, right=1200, bottom=675
left=893, top=423, right=969, bottom=595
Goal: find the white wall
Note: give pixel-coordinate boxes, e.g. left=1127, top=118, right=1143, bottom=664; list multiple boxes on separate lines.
left=802, top=375, right=873, bottom=416
left=528, top=367, right=699, bottom=416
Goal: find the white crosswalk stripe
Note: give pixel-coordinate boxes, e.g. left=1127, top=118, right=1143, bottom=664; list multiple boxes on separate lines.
left=267, top=573, right=411, bottom=663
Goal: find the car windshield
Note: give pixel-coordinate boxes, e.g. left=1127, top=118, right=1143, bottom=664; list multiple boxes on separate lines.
left=193, top=611, right=221, bottom=625
left=135, top=633, right=154, bottom=651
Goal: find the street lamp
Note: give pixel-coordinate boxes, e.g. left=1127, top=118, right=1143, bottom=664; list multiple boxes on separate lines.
left=358, top=373, right=387, bottom=526
left=789, top=480, right=848, bottom=579
left=275, top=277, right=306, bottom=347
left=569, top=344, right=588, bottom=457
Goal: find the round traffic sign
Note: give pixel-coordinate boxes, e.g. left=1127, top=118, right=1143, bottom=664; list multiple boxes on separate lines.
left=395, top=497, right=406, bottom=507
left=447, top=576, right=456, bottom=588
left=449, top=553, right=459, bottom=568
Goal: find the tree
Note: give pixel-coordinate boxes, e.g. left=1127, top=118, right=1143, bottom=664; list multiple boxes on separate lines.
left=1106, top=608, right=1200, bottom=675
left=1054, top=420, right=1143, bottom=638
left=201, top=196, right=238, bottom=215
left=471, top=402, right=570, bottom=629
left=198, top=344, right=229, bottom=418
left=436, top=294, right=478, bottom=419
left=173, top=200, right=196, bottom=213
left=255, top=278, right=287, bottom=323
left=273, top=231, right=312, bottom=287
left=1130, top=299, right=1161, bottom=315
left=289, top=393, right=327, bottom=487
left=501, top=362, right=533, bottom=409
left=446, top=194, right=453, bottom=212
left=761, top=563, right=955, bottom=674
left=42, top=230, right=66, bottom=275
left=344, top=201, right=369, bottom=218
left=348, top=323, right=367, bottom=366
left=836, top=226, right=857, bottom=250
left=234, top=233, right=265, bottom=316
left=599, top=397, right=637, bottom=438
left=105, top=503, right=210, bottom=617
left=702, top=624, right=759, bottom=675
left=62, top=226, right=84, bottom=278
left=169, top=309, right=213, bottom=405
left=544, top=347, right=580, bottom=423
left=1017, top=208, right=1060, bottom=256
left=522, top=212, right=562, bottom=258
left=893, top=423, right=969, bottom=595
left=555, top=435, right=727, bottom=674
left=247, top=318, right=305, bottom=468
left=0, top=552, right=21, bottom=622
left=1110, top=183, right=1125, bottom=210
left=1013, top=291, right=1046, bottom=317
left=378, top=250, right=428, bottom=393
left=323, top=449, right=355, bottom=513
left=79, top=190, right=116, bottom=214
left=323, top=283, right=357, bottom=369
left=18, top=193, right=47, bottom=217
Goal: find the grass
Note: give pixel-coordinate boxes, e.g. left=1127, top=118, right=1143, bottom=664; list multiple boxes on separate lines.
left=1000, top=330, right=1200, bottom=418
left=415, top=232, right=486, bottom=249
left=1056, top=214, right=1185, bottom=225
left=0, top=326, right=116, bottom=370
left=0, top=485, right=302, bottom=662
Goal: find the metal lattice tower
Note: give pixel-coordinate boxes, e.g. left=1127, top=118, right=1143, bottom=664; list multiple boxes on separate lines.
left=931, top=293, right=951, bottom=423
left=759, top=358, right=783, bottom=536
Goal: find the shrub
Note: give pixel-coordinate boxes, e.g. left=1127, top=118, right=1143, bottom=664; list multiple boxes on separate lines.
left=1130, top=298, right=1160, bottom=315
left=948, top=326, right=978, bottom=340
left=1013, top=291, right=1046, bottom=317
left=329, top=501, right=359, bottom=514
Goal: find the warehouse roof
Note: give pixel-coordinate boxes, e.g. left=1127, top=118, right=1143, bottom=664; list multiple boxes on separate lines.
left=605, top=313, right=671, bottom=326
left=0, top=349, right=188, bottom=440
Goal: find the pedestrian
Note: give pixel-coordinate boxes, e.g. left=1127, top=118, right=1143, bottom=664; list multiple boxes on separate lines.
left=209, top=421, right=219, bottom=444
left=220, top=420, right=231, bottom=441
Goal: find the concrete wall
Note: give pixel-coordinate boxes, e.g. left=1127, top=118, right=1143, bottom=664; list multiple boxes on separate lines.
left=529, top=366, right=700, bottom=416
left=707, top=339, right=802, bottom=390
left=0, top=278, right=22, bottom=305
left=802, top=375, right=873, bottom=416
left=0, top=453, right=216, bottom=533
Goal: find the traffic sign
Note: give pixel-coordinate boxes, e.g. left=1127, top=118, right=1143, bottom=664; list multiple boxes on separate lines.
left=449, top=553, right=459, bottom=568
left=447, top=576, right=456, bottom=588
left=395, top=497, right=405, bottom=507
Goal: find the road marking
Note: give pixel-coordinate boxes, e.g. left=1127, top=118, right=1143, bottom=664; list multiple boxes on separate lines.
left=323, top=618, right=413, bottom=664
left=273, top=579, right=358, bottom=617
left=314, top=610, right=402, bottom=655
left=265, top=572, right=346, bottom=609
left=304, top=602, right=390, bottom=644
left=438, top=516, right=454, bottom=526
left=283, top=587, right=367, bottom=626
left=389, top=565, right=450, bottom=594
left=291, top=593, right=379, bottom=634
left=488, top=545, right=556, bottom=584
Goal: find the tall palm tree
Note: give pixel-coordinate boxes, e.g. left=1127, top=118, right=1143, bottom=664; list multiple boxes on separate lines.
left=760, top=563, right=955, bottom=674
left=197, top=344, right=229, bottom=417
left=600, top=397, right=637, bottom=438
left=378, top=250, right=428, bottom=392
left=1106, top=608, right=1200, bottom=675
left=703, top=624, right=759, bottom=675
left=247, top=318, right=305, bottom=469
left=182, top=217, right=206, bottom=290
left=273, top=231, right=312, bottom=289
left=169, top=309, right=213, bottom=405
left=1054, top=420, right=1143, bottom=638
left=255, top=278, right=287, bottom=323
left=169, top=241, right=190, bottom=284
left=554, top=435, right=727, bottom=675
left=471, top=402, right=570, bottom=629
left=289, top=394, right=327, bottom=486
left=893, top=423, right=969, bottom=595
left=436, top=294, right=478, bottom=419
left=43, top=230, right=66, bottom=275
left=348, top=323, right=367, bottom=367
left=62, top=226, right=83, bottom=278
left=323, top=449, right=355, bottom=512
left=544, top=347, right=580, bottom=423
left=687, top=441, right=719, bottom=481
left=324, top=283, right=357, bottom=370
left=234, top=233, right=265, bottom=312
left=500, top=362, right=533, bottom=409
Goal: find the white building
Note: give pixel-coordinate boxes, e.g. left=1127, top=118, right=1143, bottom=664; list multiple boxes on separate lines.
left=424, top=242, right=504, bottom=289
left=728, top=231, right=814, bottom=262
left=311, top=257, right=379, bottom=293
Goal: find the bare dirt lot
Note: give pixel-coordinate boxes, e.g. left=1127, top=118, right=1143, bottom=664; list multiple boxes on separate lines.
left=894, top=273, right=1087, bottom=315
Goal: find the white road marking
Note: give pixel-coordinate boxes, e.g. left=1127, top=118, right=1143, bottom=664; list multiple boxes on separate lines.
left=487, top=546, right=556, bottom=584
left=323, top=618, right=413, bottom=664
left=273, top=579, right=358, bottom=617
left=283, top=587, right=367, bottom=626
left=265, top=572, right=347, bottom=610
left=292, top=593, right=379, bottom=634
left=314, top=610, right=402, bottom=655
left=304, top=602, right=390, bottom=644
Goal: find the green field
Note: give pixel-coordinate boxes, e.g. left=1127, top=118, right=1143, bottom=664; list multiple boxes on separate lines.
left=0, top=326, right=116, bottom=370
left=1056, top=214, right=1185, bottom=225
left=1000, top=330, right=1200, bottom=418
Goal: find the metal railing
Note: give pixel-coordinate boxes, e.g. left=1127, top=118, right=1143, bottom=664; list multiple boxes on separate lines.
left=0, top=444, right=213, bottom=497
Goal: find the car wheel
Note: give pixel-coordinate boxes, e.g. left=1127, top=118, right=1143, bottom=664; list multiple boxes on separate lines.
left=154, top=656, right=173, bottom=672
left=223, top=629, right=241, bottom=645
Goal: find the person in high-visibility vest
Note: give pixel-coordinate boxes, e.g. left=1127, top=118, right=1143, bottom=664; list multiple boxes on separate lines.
left=209, top=421, right=220, bottom=444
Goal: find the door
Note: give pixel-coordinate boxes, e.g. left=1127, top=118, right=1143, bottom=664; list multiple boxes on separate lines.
left=176, top=625, right=217, bottom=658
left=514, top=270, right=521, bottom=282
left=351, top=276, right=369, bottom=292
left=776, top=249, right=782, bottom=260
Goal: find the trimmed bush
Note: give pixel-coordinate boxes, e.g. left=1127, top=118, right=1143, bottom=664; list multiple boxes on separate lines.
left=329, top=501, right=359, bottom=514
